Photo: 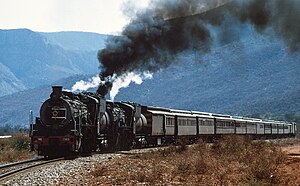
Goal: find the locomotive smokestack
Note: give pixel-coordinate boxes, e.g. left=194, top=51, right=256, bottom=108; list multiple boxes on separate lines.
left=97, top=81, right=112, bottom=98
left=51, top=86, right=63, bottom=100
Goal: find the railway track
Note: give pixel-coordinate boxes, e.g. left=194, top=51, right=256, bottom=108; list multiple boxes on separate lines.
left=0, top=157, right=64, bottom=182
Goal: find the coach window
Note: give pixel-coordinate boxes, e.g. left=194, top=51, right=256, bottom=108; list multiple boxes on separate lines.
left=179, top=119, right=186, bottom=126
left=218, top=121, right=225, bottom=127
left=166, top=118, right=174, bottom=126
left=188, top=119, right=195, bottom=126
left=205, top=120, right=213, bottom=126
left=260, top=124, right=264, bottom=128
left=225, top=121, right=232, bottom=127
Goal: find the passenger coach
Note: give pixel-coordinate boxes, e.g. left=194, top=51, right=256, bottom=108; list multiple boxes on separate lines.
left=138, top=106, right=297, bottom=145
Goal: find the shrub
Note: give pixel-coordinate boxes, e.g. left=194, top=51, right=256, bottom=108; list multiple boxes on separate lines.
left=194, top=155, right=209, bottom=174
left=158, top=145, right=176, bottom=157
left=172, top=159, right=192, bottom=182
left=11, top=133, right=30, bottom=151
left=246, top=146, right=286, bottom=184
left=0, top=133, right=33, bottom=163
left=89, top=135, right=294, bottom=185
left=176, top=138, right=188, bottom=153
left=130, top=164, right=164, bottom=184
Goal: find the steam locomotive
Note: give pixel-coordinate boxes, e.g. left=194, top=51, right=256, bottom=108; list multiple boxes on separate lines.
left=30, top=86, right=143, bottom=156
left=30, top=86, right=297, bottom=157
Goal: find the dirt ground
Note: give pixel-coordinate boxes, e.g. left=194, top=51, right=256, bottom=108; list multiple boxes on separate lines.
left=281, top=145, right=300, bottom=184
left=282, top=144, right=300, bottom=156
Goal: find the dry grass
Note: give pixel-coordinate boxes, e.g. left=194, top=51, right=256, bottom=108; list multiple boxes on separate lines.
left=275, top=138, right=300, bottom=147
left=0, top=133, right=34, bottom=163
left=89, top=136, right=298, bottom=185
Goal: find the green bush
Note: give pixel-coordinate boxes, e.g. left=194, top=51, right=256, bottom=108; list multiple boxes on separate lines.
left=10, top=133, right=30, bottom=151
left=0, top=133, right=32, bottom=163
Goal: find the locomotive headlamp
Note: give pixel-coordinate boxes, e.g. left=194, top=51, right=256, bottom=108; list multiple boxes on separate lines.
left=34, top=138, right=43, bottom=142
left=52, top=110, right=59, bottom=117
left=63, top=138, right=70, bottom=141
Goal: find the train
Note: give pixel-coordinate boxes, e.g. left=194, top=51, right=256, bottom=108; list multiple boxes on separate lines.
left=30, top=86, right=297, bottom=157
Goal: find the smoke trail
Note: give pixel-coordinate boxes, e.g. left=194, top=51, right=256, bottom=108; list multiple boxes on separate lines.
left=98, top=0, right=228, bottom=80
left=229, top=0, right=300, bottom=49
left=97, top=0, right=221, bottom=97
left=97, top=0, right=300, bottom=97
left=72, top=76, right=103, bottom=92
left=110, top=71, right=153, bottom=101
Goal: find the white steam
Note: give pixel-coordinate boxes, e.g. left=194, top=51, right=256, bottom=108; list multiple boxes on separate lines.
left=71, top=72, right=152, bottom=100
left=72, top=76, right=103, bottom=92
left=110, top=71, right=153, bottom=100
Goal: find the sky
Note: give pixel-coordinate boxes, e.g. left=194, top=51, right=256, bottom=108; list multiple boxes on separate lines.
left=0, top=0, right=149, bottom=34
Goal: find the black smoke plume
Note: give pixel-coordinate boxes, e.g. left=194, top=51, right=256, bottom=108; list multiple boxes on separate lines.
left=229, top=0, right=300, bottom=49
left=97, top=0, right=300, bottom=97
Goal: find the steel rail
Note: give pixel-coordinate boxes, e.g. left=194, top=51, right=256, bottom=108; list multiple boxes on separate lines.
left=0, top=157, right=64, bottom=181
left=0, top=157, right=43, bottom=169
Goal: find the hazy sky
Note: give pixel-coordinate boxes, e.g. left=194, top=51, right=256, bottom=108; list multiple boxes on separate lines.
left=0, top=0, right=149, bottom=34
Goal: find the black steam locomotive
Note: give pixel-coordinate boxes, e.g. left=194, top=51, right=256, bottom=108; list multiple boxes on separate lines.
left=30, top=86, right=297, bottom=157
left=30, top=86, right=145, bottom=156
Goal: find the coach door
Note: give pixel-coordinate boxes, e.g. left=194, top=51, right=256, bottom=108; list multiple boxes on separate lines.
left=165, top=116, right=175, bottom=136
left=152, top=115, right=164, bottom=136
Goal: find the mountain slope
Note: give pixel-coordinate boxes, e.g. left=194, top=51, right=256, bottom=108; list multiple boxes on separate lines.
left=0, top=63, right=26, bottom=97
left=40, top=31, right=108, bottom=52
left=0, top=29, right=101, bottom=92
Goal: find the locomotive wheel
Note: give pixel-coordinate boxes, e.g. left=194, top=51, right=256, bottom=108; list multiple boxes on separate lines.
left=106, top=125, right=119, bottom=151
left=107, top=133, right=118, bottom=151
left=80, top=127, right=96, bottom=155
left=117, top=130, right=134, bottom=151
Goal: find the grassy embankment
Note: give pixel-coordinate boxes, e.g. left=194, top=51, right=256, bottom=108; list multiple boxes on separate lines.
left=0, top=133, right=35, bottom=163
left=91, top=136, right=300, bottom=185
